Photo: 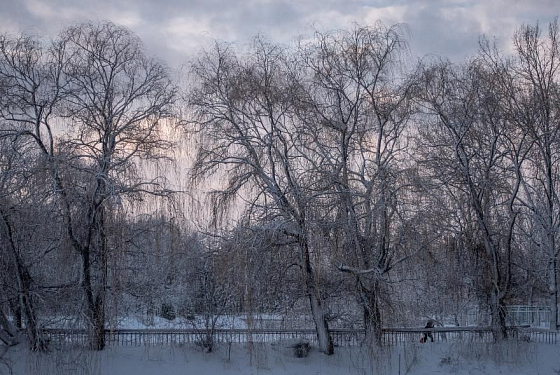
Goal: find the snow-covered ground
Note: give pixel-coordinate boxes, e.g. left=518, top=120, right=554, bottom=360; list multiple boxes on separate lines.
left=2, top=340, right=559, bottom=375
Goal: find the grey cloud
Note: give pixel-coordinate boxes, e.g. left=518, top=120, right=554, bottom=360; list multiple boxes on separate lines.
left=402, top=3, right=483, bottom=61
left=1, top=0, right=557, bottom=69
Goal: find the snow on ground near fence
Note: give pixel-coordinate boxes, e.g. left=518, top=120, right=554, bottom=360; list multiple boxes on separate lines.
left=3, top=340, right=560, bottom=375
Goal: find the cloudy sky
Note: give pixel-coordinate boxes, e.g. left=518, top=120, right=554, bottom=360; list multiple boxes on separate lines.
left=1, top=0, right=558, bottom=69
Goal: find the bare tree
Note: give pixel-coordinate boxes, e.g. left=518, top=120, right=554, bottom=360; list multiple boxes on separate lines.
left=417, top=55, right=531, bottom=339
left=509, top=19, right=560, bottom=330
left=0, top=22, right=177, bottom=350
left=188, top=38, right=334, bottom=354
left=295, top=23, right=416, bottom=345
left=55, top=21, right=177, bottom=349
left=0, top=32, right=63, bottom=351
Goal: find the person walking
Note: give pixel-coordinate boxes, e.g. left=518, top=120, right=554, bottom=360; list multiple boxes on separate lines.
left=421, top=319, right=434, bottom=343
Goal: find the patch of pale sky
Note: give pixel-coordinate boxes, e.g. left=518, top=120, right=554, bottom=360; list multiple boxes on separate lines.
left=24, top=0, right=92, bottom=24
left=363, top=5, right=408, bottom=26
left=106, top=10, right=144, bottom=28
left=162, top=16, right=218, bottom=53
left=302, top=10, right=359, bottom=31
left=439, top=6, right=480, bottom=32
left=0, top=16, right=20, bottom=35
left=24, top=0, right=57, bottom=20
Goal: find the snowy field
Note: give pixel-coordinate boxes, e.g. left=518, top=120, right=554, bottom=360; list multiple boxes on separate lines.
left=2, top=340, right=560, bottom=375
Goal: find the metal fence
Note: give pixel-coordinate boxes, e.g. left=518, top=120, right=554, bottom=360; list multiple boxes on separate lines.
left=447, top=305, right=556, bottom=328
left=42, top=326, right=558, bottom=348
left=506, top=305, right=552, bottom=328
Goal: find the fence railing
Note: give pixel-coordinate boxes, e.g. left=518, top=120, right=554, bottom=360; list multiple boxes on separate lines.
left=42, top=326, right=558, bottom=348
left=506, top=305, right=552, bottom=328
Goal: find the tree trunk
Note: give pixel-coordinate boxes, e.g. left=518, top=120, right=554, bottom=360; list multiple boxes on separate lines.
left=300, top=239, right=333, bottom=355
left=81, top=200, right=109, bottom=350
left=550, top=258, right=558, bottom=331
left=0, top=309, right=20, bottom=346
left=361, top=281, right=382, bottom=347
left=21, top=280, right=46, bottom=351
left=91, top=294, right=105, bottom=350
left=82, top=246, right=107, bottom=350
left=0, top=210, right=46, bottom=351
left=490, top=291, right=508, bottom=341
left=83, top=260, right=107, bottom=350
left=8, top=298, right=22, bottom=329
